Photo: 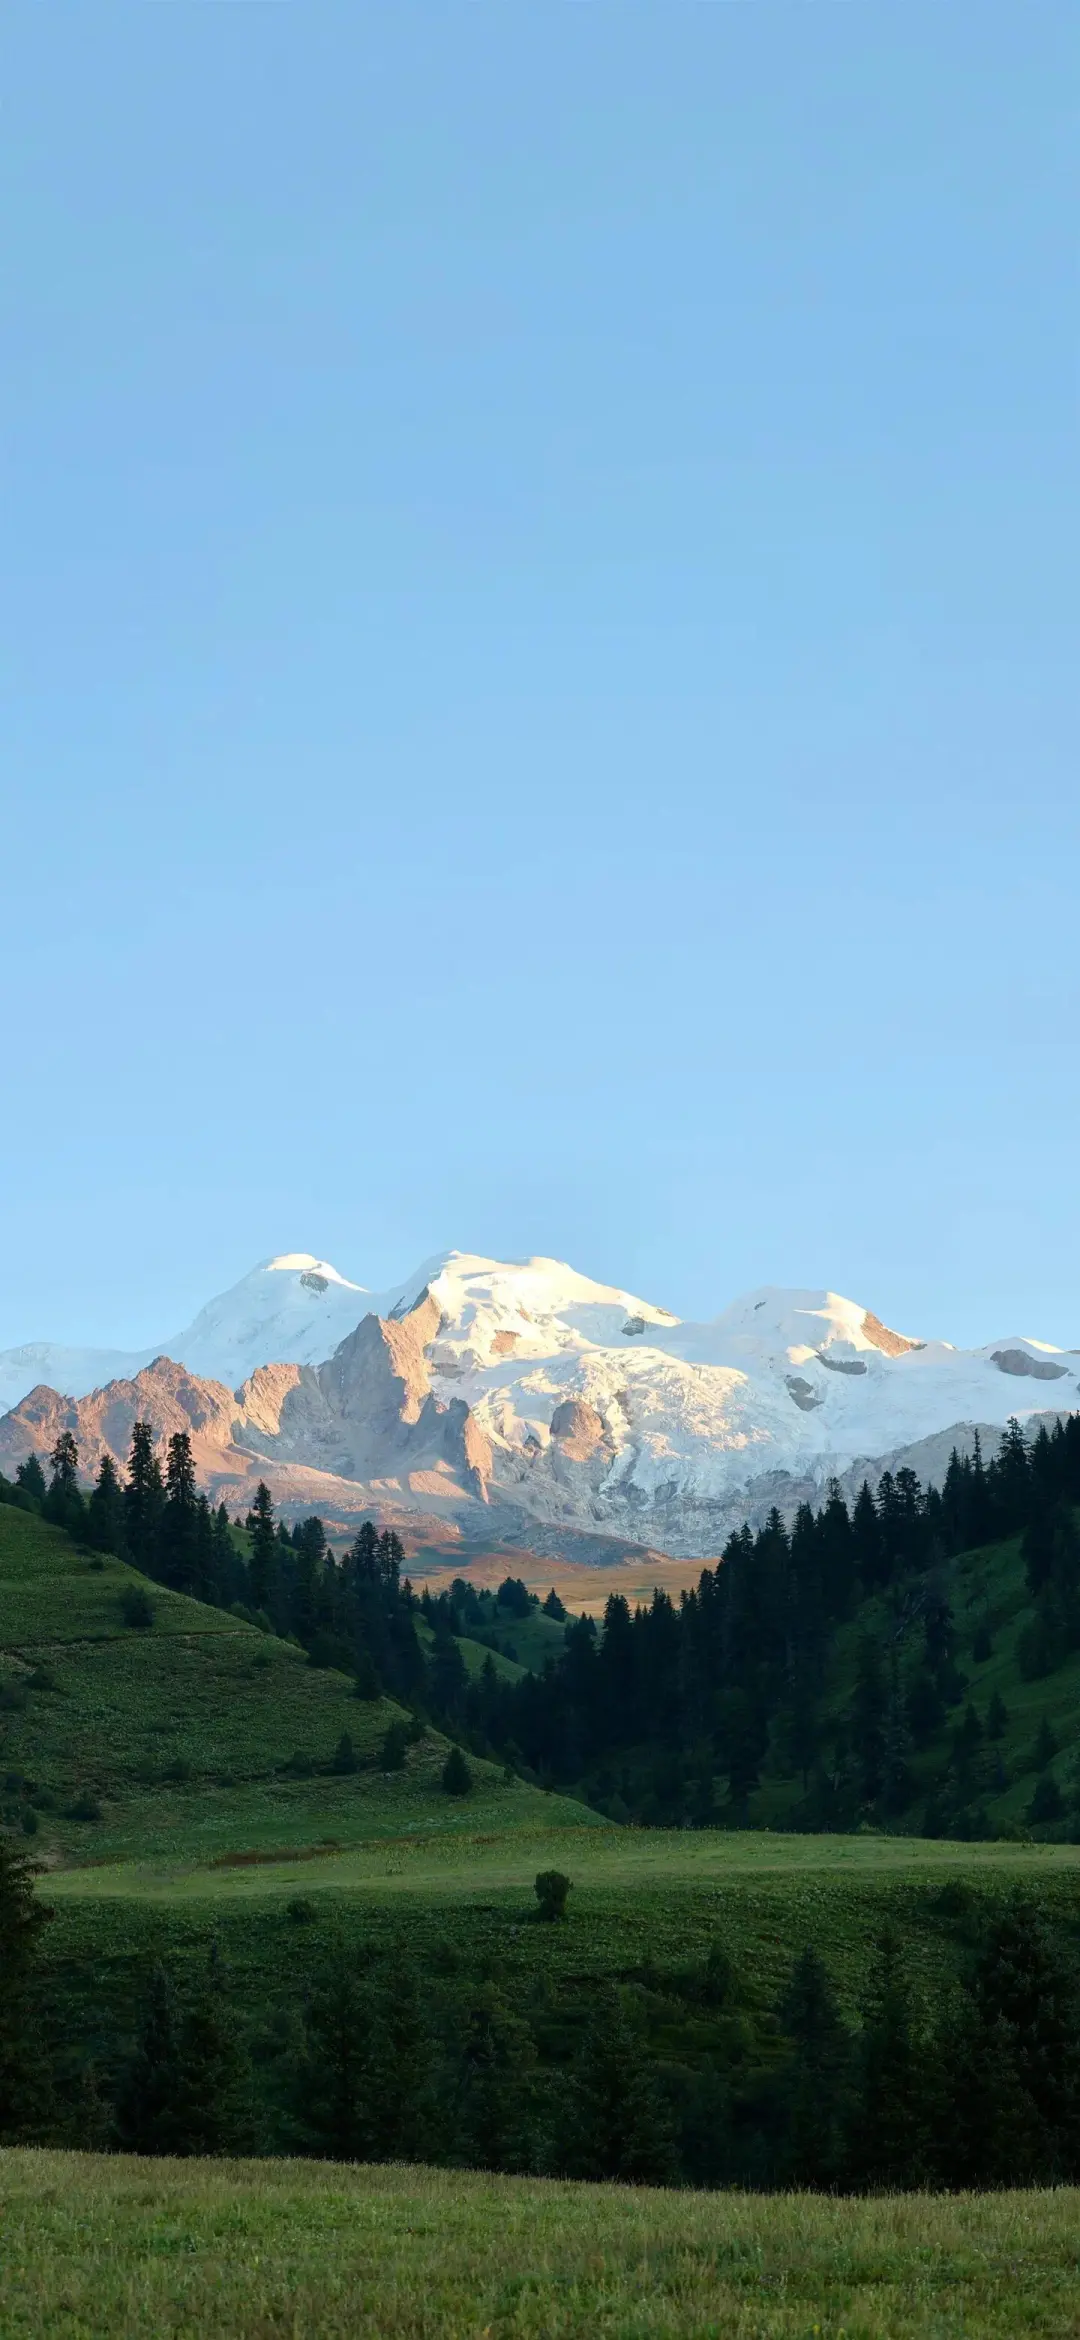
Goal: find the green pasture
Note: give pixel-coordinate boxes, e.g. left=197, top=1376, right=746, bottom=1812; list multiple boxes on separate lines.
left=4, top=2150, right=1079, bottom=2338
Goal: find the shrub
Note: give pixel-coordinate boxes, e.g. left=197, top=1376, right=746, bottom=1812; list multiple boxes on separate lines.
left=119, top=1584, right=154, bottom=1630
left=330, top=1731, right=358, bottom=1775
left=442, top=1746, right=473, bottom=1797
left=66, top=1793, right=102, bottom=1822
left=286, top=1896, right=317, bottom=1925
left=161, top=1758, right=193, bottom=1784
left=534, top=1868, right=571, bottom=1921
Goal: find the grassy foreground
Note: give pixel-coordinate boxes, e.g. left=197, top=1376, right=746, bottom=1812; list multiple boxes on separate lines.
left=3, top=2152, right=1079, bottom=2339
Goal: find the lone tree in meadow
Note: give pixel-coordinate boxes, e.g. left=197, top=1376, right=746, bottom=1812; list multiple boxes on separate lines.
left=442, top=1745, right=473, bottom=1797
left=534, top=1869, right=571, bottom=1922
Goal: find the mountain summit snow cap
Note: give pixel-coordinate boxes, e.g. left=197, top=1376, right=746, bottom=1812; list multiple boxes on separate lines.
left=262, top=1254, right=365, bottom=1288
left=695, top=1287, right=925, bottom=1369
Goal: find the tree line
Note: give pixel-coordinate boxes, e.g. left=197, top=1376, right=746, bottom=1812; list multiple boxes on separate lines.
left=4, top=1831, right=1080, bottom=2188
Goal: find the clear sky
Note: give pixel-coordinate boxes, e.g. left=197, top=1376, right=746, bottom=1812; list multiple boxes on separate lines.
left=2, top=3, right=1076, bottom=1354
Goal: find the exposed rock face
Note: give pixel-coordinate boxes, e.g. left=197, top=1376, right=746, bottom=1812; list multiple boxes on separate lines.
left=860, top=1312, right=923, bottom=1357
left=991, top=1349, right=1070, bottom=1382
left=0, top=1359, right=242, bottom=1483
left=549, top=1398, right=608, bottom=1460
left=0, top=1286, right=492, bottom=1520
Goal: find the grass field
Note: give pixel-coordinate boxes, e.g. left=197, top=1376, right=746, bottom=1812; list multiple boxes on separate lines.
left=4, top=2149, right=1079, bottom=2338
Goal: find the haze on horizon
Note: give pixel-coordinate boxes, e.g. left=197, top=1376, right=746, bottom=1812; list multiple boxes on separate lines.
left=2, top=4, right=1076, bottom=1356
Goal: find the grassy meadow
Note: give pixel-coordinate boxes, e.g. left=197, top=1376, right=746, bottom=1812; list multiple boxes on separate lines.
left=4, top=2149, right=1080, bottom=2338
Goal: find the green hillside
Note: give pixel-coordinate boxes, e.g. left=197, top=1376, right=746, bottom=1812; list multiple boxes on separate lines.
left=0, top=1506, right=593, bottom=1865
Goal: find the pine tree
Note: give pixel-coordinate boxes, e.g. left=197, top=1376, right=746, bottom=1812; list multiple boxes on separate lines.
left=854, top=1929, right=929, bottom=2188
left=213, top=1505, right=237, bottom=1604
left=14, top=1454, right=47, bottom=1509
left=939, top=1903, right=1080, bottom=2184
left=451, top=1983, right=539, bottom=2172
left=557, top=1991, right=676, bottom=2183
left=125, top=1422, right=164, bottom=1579
left=160, top=1432, right=199, bottom=1594
left=44, top=1430, right=84, bottom=1535
left=850, top=1636, right=888, bottom=1808
left=774, top=1946, right=853, bottom=2188
left=442, top=1746, right=473, bottom=1797
left=291, top=1516, right=326, bottom=1645
left=86, top=1453, right=127, bottom=1557
left=852, top=1481, right=885, bottom=1593
left=115, top=1959, right=250, bottom=2156
left=246, top=1482, right=279, bottom=1618
left=0, top=1833, right=51, bottom=2141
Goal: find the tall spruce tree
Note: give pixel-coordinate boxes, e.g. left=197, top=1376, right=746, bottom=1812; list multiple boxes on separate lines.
left=44, top=1431, right=84, bottom=1535
left=86, top=1453, right=127, bottom=1557
left=160, top=1432, right=199, bottom=1595
left=246, top=1482, right=279, bottom=1618
left=125, top=1421, right=164, bottom=1579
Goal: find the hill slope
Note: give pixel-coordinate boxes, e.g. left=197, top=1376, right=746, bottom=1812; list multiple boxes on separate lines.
left=0, top=1506, right=593, bottom=1865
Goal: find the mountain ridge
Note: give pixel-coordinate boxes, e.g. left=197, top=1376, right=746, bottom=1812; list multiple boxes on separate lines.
left=1, top=1248, right=1077, bottom=1559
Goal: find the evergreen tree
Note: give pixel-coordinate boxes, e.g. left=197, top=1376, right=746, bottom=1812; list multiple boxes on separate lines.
left=44, top=1430, right=84, bottom=1533
left=450, top=1983, right=539, bottom=2171
left=114, top=1959, right=250, bottom=2157
left=939, top=1903, right=1080, bottom=2184
left=774, top=1947, right=853, bottom=2188
left=557, top=1991, right=676, bottom=2183
left=0, top=1832, right=51, bottom=2141
left=194, top=1495, right=217, bottom=1603
left=212, top=1505, right=238, bottom=1604
left=850, top=1637, right=888, bottom=1808
left=86, top=1453, right=127, bottom=1557
left=125, top=1422, right=164, bottom=1579
left=160, top=1431, right=199, bottom=1595
left=986, top=1689, right=1008, bottom=1741
left=442, top=1746, right=473, bottom=1797
left=291, top=1516, right=326, bottom=1645
left=246, top=1482, right=279, bottom=1618
left=294, top=1956, right=431, bottom=2164
left=854, top=1929, right=929, bottom=2188
left=852, top=1482, right=885, bottom=1593
left=14, top=1454, right=47, bottom=1509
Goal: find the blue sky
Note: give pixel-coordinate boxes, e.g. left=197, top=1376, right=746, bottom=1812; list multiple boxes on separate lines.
left=2, top=4, right=1076, bottom=1352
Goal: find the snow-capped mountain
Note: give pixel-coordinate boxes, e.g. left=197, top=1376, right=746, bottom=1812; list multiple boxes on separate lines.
left=0, top=1255, right=369, bottom=1415
left=1, top=1249, right=1077, bottom=1557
